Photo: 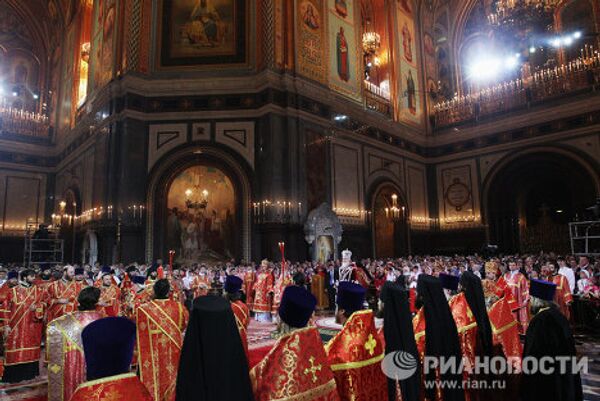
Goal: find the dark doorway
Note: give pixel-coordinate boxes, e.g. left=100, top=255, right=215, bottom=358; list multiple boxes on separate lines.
left=372, top=185, right=409, bottom=257
left=486, top=152, right=598, bottom=253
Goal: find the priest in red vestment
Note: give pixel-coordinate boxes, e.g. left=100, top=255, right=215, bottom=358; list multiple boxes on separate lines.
left=326, top=281, right=387, bottom=401
left=252, top=259, right=274, bottom=321
left=97, top=270, right=121, bottom=317
left=136, top=279, right=188, bottom=401
left=541, top=263, right=573, bottom=320
left=47, top=287, right=104, bottom=401
left=70, top=317, right=152, bottom=401
left=0, top=270, right=18, bottom=379
left=271, top=263, right=292, bottom=320
left=2, top=270, right=46, bottom=383
left=251, top=285, right=340, bottom=401
left=224, top=275, right=250, bottom=357
left=243, top=266, right=256, bottom=309
left=45, top=265, right=86, bottom=324
left=487, top=292, right=522, bottom=368
left=496, top=260, right=529, bottom=334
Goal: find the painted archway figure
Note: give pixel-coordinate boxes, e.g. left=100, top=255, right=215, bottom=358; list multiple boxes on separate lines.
left=146, top=146, right=252, bottom=264
left=483, top=148, right=599, bottom=253
left=370, top=183, right=410, bottom=258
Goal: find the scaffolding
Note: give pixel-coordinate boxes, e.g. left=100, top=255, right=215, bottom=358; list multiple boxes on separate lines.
left=23, top=219, right=64, bottom=267
left=569, top=220, right=600, bottom=256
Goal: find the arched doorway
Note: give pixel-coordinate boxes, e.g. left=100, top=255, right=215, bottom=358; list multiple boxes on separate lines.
left=147, top=147, right=252, bottom=264
left=81, top=230, right=98, bottom=266
left=484, top=150, right=599, bottom=253
left=371, top=184, right=409, bottom=258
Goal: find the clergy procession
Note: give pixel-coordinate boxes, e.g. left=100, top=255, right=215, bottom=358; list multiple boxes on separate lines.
left=0, top=250, right=595, bottom=401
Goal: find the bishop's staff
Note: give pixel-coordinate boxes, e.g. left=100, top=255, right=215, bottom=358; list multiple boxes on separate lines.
left=278, top=241, right=286, bottom=275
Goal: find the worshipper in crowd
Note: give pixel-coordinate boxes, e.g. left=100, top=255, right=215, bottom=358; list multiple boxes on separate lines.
left=414, top=274, right=465, bottom=401
left=251, top=285, right=340, bottom=401
left=252, top=259, right=275, bottom=322
left=45, top=265, right=86, bottom=323
left=522, top=279, right=583, bottom=401
left=224, top=274, right=250, bottom=357
left=2, top=269, right=46, bottom=383
left=326, top=281, right=387, bottom=401
left=70, top=317, right=152, bottom=401
left=176, top=296, right=254, bottom=401
left=46, top=286, right=104, bottom=401
left=136, top=279, right=188, bottom=401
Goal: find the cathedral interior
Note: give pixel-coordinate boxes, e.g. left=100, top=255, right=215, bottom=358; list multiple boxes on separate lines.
left=0, top=0, right=599, bottom=266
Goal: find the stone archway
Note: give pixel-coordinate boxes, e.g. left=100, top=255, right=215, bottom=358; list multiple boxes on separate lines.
left=483, top=148, right=599, bottom=253
left=370, top=182, right=410, bottom=258
left=146, top=146, right=252, bottom=264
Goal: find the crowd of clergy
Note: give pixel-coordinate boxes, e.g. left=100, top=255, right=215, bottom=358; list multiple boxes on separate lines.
left=0, top=249, right=595, bottom=401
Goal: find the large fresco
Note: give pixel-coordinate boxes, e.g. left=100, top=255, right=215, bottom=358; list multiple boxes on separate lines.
left=397, top=0, right=422, bottom=125
left=327, top=0, right=361, bottom=100
left=167, top=165, right=236, bottom=264
left=89, top=0, right=116, bottom=89
left=296, top=0, right=327, bottom=83
left=159, top=0, right=247, bottom=66
left=58, top=23, right=75, bottom=131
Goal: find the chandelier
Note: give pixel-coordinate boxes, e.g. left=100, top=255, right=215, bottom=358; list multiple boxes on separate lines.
left=362, top=32, right=381, bottom=54
left=487, top=0, right=558, bottom=40
left=384, top=194, right=405, bottom=221
left=185, top=188, right=209, bottom=211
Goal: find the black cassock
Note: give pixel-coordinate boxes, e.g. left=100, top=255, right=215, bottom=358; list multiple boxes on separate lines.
left=522, top=307, right=583, bottom=401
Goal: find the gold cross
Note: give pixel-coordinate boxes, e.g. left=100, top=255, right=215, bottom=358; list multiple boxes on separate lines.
left=364, top=334, right=377, bottom=356
left=303, top=356, right=322, bottom=383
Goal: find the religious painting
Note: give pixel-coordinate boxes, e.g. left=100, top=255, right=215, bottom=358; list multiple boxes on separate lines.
left=327, top=0, right=361, bottom=100
left=306, top=129, right=327, bottom=212
left=159, top=0, right=247, bottom=67
left=167, top=165, right=236, bottom=264
left=396, top=0, right=422, bottom=125
left=58, top=24, right=76, bottom=131
left=89, top=0, right=116, bottom=89
left=296, top=0, right=327, bottom=83
left=316, top=235, right=334, bottom=263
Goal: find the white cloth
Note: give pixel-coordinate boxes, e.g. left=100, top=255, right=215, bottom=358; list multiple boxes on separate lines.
left=558, top=266, right=576, bottom=293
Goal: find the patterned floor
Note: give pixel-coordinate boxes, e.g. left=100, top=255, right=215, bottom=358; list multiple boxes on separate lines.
left=1, top=323, right=598, bottom=401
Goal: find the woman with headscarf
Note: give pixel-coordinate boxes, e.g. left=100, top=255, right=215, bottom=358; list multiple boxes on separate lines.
left=175, top=296, right=254, bottom=401
left=414, top=275, right=465, bottom=401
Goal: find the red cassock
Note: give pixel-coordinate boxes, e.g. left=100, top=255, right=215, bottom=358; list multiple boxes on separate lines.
left=488, top=297, right=522, bottom=369
left=231, top=300, right=250, bottom=357
left=4, top=284, right=45, bottom=367
left=325, top=310, right=388, bottom=401
left=448, top=293, right=478, bottom=401
left=550, top=274, right=572, bottom=320
left=243, top=271, right=256, bottom=308
left=46, top=310, right=104, bottom=401
left=496, top=272, right=529, bottom=333
left=252, top=271, right=274, bottom=313
left=45, top=280, right=86, bottom=323
left=136, top=299, right=188, bottom=401
left=271, top=273, right=292, bottom=314
left=70, top=372, right=153, bottom=401
left=191, top=275, right=211, bottom=299
left=250, top=326, right=340, bottom=401
left=97, top=284, right=121, bottom=317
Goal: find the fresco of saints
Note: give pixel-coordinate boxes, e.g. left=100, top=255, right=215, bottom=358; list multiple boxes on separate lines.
left=399, top=0, right=413, bottom=15
left=302, top=3, right=320, bottom=30
left=402, top=22, right=413, bottom=63
left=335, top=0, right=348, bottom=17
left=336, top=27, right=350, bottom=82
left=406, top=70, right=416, bottom=115
left=188, top=0, right=223, bottom=46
